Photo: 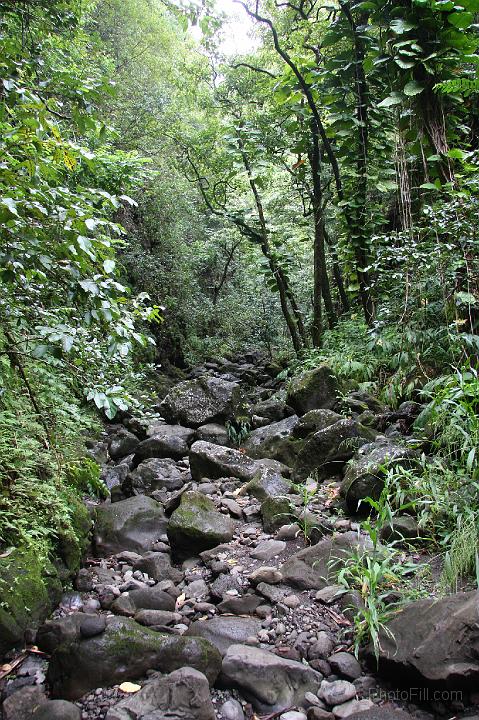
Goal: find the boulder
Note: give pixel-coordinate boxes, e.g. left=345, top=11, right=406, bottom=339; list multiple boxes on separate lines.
left=281, top=532, right=373, bottom=590
left=126, top=458, right=187, bottom=494
left=128, top=585, right=176, bottom=612
left=240, top=467, right=291, bottom=501
left=108, top=428, right=140, bottom=461
left=2, top=686, right=48, bottom=720
left=47, top=617, right=222, bottom=700
left=32, top=700, right=81, bottom=720
left=94, top=496, right=167, bottom=556
left=365, top=590, right=479, bottom=688
left=292, top=409, right=342, bottom=439
left=133, top=551, right=183, bottom=583
left=197, top=423, right=231, bottom=446
left=346, top=711, right=414, bottom=720
left=294, top=419, right=377, bottom=481
left=160, top=376, right=243, bottom=427
left=136, top=425, right=196, bottom=461
left=341, top=442, right=418, bottom=514
left=105, top=667, right=215, bottom=720
left=261, top=496, right=295, bottom=533
left=185, top=616, right=262, bottom=655
left=252, top=395, right=294, bottom=422
left=0, top=547, right=62, bottom=657
left=189, top=441, right=259, bottom=482
left=286, top=366, right=339, bottom=415
left=221, top=644, right=322, bottom=712
left=243, top=416, right=299, bottom=464
left=167, top=491, right=235, bottom=558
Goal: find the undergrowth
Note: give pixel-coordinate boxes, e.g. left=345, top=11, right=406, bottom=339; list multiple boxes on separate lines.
left=0, top=355, right=102, bottom=559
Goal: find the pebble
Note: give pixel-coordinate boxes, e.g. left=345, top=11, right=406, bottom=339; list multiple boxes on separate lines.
left=284, top=594, right=300, bottom=609
left=308, top=632, right=335, bottom=660
left=332, top=698, right=374, bottom=718
left=280, top=712, right=307, bottom=720
left=220, top=698, right=245, bottom=720
left=328, top=652, right=362, bottom=681
left=249, top=566, right=283, bottom=584
left=251, top=539, right=286, bottom=561
left=319, top=680, right=356, bottom=707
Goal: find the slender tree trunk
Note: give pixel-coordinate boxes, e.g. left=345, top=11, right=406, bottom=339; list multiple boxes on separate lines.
left=309, top=119, right=335, bottom=345
left=324, top=227, right=350, bottom=313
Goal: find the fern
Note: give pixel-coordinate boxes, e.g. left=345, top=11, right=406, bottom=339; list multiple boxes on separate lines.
left=435, top=78, right=479, bottom=96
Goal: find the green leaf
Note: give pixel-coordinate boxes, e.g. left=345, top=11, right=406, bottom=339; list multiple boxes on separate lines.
left=404, top=80, right=424, bottom=96
left=448, top=11, right=474, bottom=28
left=378, top=93, right=403, bottom=107
left=390, top=19, right=417, bottom=34
left=0, top=198, right=19, bottom=217
left=446, top=148, right=466, bottom=159
left=103, top=259, right=116, bottom=274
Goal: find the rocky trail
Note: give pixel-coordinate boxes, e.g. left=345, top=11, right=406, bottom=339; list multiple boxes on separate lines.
left=1, top=353, right=477, bottom=720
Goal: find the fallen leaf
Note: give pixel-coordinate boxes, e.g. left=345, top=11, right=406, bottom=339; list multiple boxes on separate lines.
left=119, top=682, right=141, bottom=693
left=175, top=592, right=186, bottom=610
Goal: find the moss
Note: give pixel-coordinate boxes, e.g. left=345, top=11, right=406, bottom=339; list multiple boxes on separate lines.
left=0, top=546, right=61, bottom=656
left=261, top=496, right=295, bottom=533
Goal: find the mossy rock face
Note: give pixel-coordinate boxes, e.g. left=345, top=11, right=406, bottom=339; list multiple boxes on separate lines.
left=286, top=365, right=339, bottom=416
left=340, top=442, right=418, bottom=514
left=261, top=496, right=295, bottom=533
left=167, top=491, right=235, bottom=560
left=47, top=616, right=222, bottom=700
left=57, top=497, right=92, bottom=575
left=241, top=467, right=291, bottom=502
left=293, top=419, right=377, bottom=481
left=292, top=409, right=342, bottom=439
left=0, top=547, right=62, bottom=657
left=160, top=376, right=244, bottom=428
left=243, top=416, right=299, bottom=464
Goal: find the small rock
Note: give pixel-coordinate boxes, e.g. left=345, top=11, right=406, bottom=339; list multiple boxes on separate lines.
left=251, top=539, right=286, bottom=561
left=309, top=632, right=335, bottom=660
left=332, top=698, right=374, bottom=718
left=276, top=523, right=300, bottom=540
left=80, top=614, right=106, bottom=638
left=220, top=698, right=245, bottom=720
left=307, top=709, right=335, bottom=720
left=283, top=594, right=300, bottom=609
left=281, top=712, right=307, bottom=720
left=328, top=652, right=362, bottom=681
left=249, top=567, right=283, bottom=585
left=319, top=680, right=356, bottom=707
left=315, top=586, right=347, bottom=605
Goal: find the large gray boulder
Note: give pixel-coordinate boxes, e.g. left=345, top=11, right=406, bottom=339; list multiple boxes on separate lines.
left=294, top=419, right=377, bottom=481
left=126, top=458, right=187, bottom=494
left=189, top=441, right=259, bottom=482
left=108, top=427, right=139, bottom=461
left=292, top=409, right=342, bottom=439
left=243, top=415, right=299, bottom=464
left=286, top=365, right=339, bottom=415
left=160, top=376, right=243, bottom=427
left=240, top=466, right=291, bottom=501
left=32, top=700, right=81, bottom=720
left=221, top=644, right=322, bottom=712
left=94, top=496, right=167, bottom=556
left=185, top=616, right=262, bottom=655
left=167, top=491, right=235, bottom=558
left=197, top=423, right=230, bottom=446
left=281, top=531, right=373, bottom=590
left=48, top=617, right=222, bottom=700
left=365, top=590, right=479, bottom=688
left=105, top=667, right=215, bottom=720
left=136, top=425, right=196, bottom=461
left=341, top=441, right=418, bottom=513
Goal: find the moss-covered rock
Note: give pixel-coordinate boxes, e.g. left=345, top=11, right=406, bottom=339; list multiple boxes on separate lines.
left=47, top=616, right=222, bottom=700
left=243, top=416, right=299, bottom=464
left=286, top=366, right=339, bottom=416
left=56, top=497, right=92, bottom=575
left=160, top=376, right=244, bottom=427
left=261, top=496, right=295, bottom=533
left=0, top=547, right=62, bottom=657
left=294, top=419, right=377, bottom=481
left=167, top=491, right=235, bottom=559
left=241, top=467, right=291, bottom=502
